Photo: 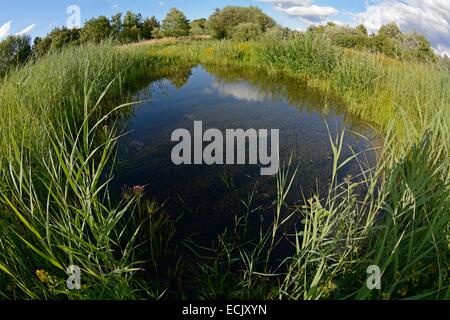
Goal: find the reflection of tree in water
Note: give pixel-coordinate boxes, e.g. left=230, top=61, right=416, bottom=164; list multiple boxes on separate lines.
left=166, top=67, right=193, bottom=89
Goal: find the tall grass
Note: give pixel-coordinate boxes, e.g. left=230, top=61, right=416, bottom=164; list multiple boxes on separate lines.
left=143, top=35, right=449, bottom=299
left=0, top=43, right=153, bottom=160
left=0, top=91, right=141, bottom=299
left=0, top=43, right=179, bottom=299
left=190, top=114, right=448, bottom=300
left=0, top=36, right=448, bottom=300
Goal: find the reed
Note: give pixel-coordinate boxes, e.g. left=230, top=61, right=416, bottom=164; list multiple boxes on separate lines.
left=143, top=36, right=449, bottom=299
left=0, top=36, right=448, bottom=299
left=0, top=43, right=177, bottom=299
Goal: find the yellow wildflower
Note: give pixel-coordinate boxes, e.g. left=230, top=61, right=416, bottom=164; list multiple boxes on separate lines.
left=322, top=280, right=338, bottom=297
left=36, top=269, right=49, bottom=284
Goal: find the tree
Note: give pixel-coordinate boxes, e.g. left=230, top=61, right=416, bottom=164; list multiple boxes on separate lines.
left=49, top=27, right=80, bottom=49
left=378, top=22, right=402, bottom=40
left=190, top=18, right=207, bottom=36
left=122, top=11, right=144, bottom=42
left=206, top=6, right=276, bottom=39
left=53, top=27, right=80, bottom=48
left=33, top=36, right=52, bottom=57
left=231, top=23, right=262, bottom=41
left=151, top=27, right=162, bottom=39
left=367, top=35, right=398, bottom=56
left=356, top=24, right=368, bottom=36
left=32, top=27, right=80, bottom=57
left=404, top=32, right=436, bottom=63
left=0, top=35, right=32, bottom=76
left=110, top=13, right=123, bottom=39
left=142, top=16, right=160, bottom=39
left=80, top=16, right=112, bottom=43
left=161, top=8, right=190, bottom=37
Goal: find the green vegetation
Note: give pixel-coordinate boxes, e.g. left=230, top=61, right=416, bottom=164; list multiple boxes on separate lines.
left=0, top=43, right=184, bottom=299
left=33, top=27, right=81, bottom=57
left=231, top=23, right=263, bottom=41
left=307, top=22, right=437, bottom=63
left=206, top=6, right=276, bottom=40
left=160, top=8, right=191, bottom=37
left=142, top=16, right=160, bottom=39
left=0, top=35, right=32, bottom=76
left=145, top=35, right=449, bottom=300
left=190, top=18, right=207, bottom=36
left=80, top=16, right=112, bottom=44
left=0, top=6, right=448, bottom=300
left=31, top=11, right=162, bottom=59
left=1, top=6, right=444, bottom=75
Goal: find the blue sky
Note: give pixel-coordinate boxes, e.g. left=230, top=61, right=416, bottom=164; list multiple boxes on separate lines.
left=1, top=0, right=449, bottom=55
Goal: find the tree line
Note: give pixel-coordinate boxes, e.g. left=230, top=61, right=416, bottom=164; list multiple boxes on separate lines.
left=306, top=22, right=438, bottom=63
left=1, top=5, right=448, bottom=77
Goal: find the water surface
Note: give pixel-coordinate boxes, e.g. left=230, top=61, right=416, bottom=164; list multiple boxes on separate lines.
left=112, top=65, right=379, bottom=243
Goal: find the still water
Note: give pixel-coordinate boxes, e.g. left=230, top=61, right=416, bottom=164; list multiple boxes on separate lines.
left=112, top=65, right=379, bottom=243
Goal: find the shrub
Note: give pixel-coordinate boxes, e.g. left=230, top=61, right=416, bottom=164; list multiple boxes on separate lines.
left=33, top=27, right=80, bottom=57
left=255, top=33, right=338, bottom=77
left=0, top=35, right=32, bottom=76
left=231, top=23, right=262, bottom=41
left=206, top=6, right=276, bottom=40
left=190, top=18, right=207, bottom=36
left=80, top=16, right=112, bottom=43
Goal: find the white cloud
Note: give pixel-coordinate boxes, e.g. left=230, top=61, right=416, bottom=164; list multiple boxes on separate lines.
left=355, top=0, right=450, bottom=56
left=211, top=81, right=270, bottom=102
left=112, top=4, right=119, bottom=9
left=15, top=23, right=36, bottom=36
left=0, top=21, right=12, bottom=39
left=260, top=0, right=338, bottom=24
left=277, top=5, right=339, bottom=23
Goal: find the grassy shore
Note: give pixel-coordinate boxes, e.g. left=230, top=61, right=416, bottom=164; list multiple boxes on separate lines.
left=140, top=36, right=449, bottom=299
left=0, top=43, right=182, bottom=299
left=0, top=36, right=448, bottom=299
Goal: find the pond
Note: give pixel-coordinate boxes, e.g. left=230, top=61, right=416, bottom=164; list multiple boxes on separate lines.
left=111, top=64, right=380, bottom=244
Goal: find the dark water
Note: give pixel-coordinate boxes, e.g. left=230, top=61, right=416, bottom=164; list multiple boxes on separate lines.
left=112, top=65, right=379, bottom=244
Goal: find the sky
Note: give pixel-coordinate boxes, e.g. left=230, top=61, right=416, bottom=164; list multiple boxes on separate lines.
left=0, top=0, right=449, bottom=55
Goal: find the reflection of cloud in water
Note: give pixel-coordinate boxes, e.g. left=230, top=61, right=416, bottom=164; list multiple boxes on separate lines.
left=210, top=81, right=270, bottom=102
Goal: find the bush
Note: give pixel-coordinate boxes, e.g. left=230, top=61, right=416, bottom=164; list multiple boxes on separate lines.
left=33, top=27, right=80, bottom=57
left=190, top=18, right=207, bottom=36
left=260, top=26, right=292, bottom=42
left=0, top=35, right=32, bottom=76
left=231, top=23, right=262, bottom=41
left=306, top=22, right=437, bottom=63
left=30, top=11, right=161, bottom=57
left=206, top=6, right=276, bottom=40
left=80, top=16, right=112, bottom=43
left=255, top=33, right=338, bottom=77
left=332, top=52, right=381, bottom=94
